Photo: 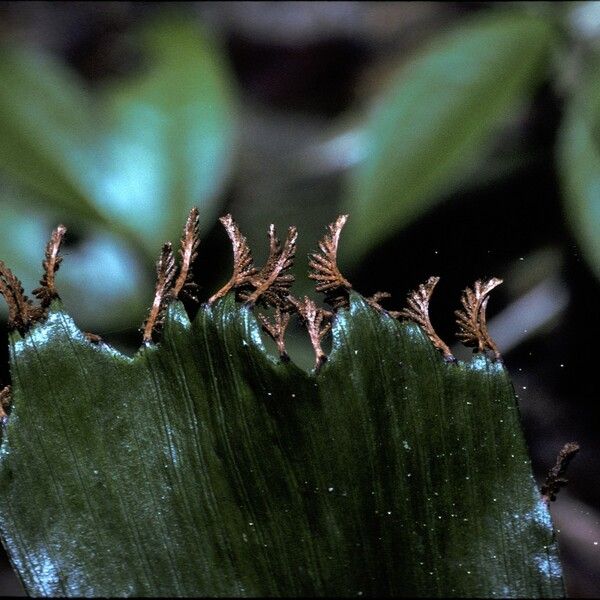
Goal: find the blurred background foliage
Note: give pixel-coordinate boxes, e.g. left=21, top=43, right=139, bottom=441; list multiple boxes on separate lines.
left=0, top=1, right=598, bottom=596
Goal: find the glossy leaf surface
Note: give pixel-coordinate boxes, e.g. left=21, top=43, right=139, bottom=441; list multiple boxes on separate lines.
left=342, top=12, right=555, bottom=263
left=0, top=293, right=563, bottom=597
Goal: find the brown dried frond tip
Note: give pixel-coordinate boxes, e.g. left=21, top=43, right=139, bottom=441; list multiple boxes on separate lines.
left=290, top=295, right=332, bottom=369
left=243, top=224, right=297, bottom=307
left=33, top=224, right=67, bottom=308
left=0, top=261, right=41, bottom=332
left=258, top=307, right=292, bottom=361
left=84, top=332, right=103, bottom=344
left=173, top=207, right=201, bottom=301
left=455, top=277, right=503, bottom=359
left=142, top=242, right=176, bottom=344
left=0, top=385, right=11, bottom=421
left=365, top=291, right=402, bottom=319
left=309, top=215, right=352, bottom=309
left=208, top=215, right=257, bottom=304
left=541, top=442, right=580, bottom=502
left=398, top=277, right=453, bottom=361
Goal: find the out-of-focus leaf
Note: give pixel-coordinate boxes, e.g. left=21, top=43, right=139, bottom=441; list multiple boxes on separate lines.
left=0, top=17, right=236, bottom=258
left=0, top=202, right=148, bottom=330
left=0, top=288, right=563, bottom=596
left=342, top=12, right=555, bottom=263
left=0, top=48, right=104, bottom=225
left=98, top=18, right=237, bottom=255
left=557, top=74, right=600, bottom=280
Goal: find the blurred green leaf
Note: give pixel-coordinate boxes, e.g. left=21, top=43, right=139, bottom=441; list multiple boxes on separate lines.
left=557, top=74, right=600, bottom=280
left=0, top=16, right=236, bottom=258
left=0, top=48, right=103, bottom=225
left=343, top=12, right=555, bottom=263
left=98, top=18, right=237, bottom=255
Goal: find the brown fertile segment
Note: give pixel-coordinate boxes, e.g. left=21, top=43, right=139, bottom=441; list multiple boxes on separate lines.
left=290, top=295, right=332, bottom=369
left=243, top=224, right=297, bottom=307
left=0, top=385, right=11, bottom=420
left=33, top=224, right=67, bottom=308
left=142, top=242, right=176, bottom=344
left=364, top=291, right=403, bottom=318
left=455, top=277, right=503, bottom=359
left=208, top=215, right=257, bottom=304
left=309, top=215, right=400, bottom=318
left=541, top=442, right=580, bottom=502
left=173, top=207, right=200, bottom=301
left=309, top=215, right=352, bottom=309
left=0, top=261, right=41, bottom=332
left=84, top=332, right=103, bottom=344
left=258, top=307, right=291, bottom=361
left=399, top=276, right=454, bottom=361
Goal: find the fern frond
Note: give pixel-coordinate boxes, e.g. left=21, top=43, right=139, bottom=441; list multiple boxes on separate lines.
left=173, top=207, right=201, bottom=301
left=33, top=225, right=67, bottom=309
left=142, top=243, right=177, bottom=344
left=309, top=215, right=352, bottom=309
left=399, top=276, right=453, bottom=360
left=455, top=278, right=503, bottom=359
left=243, top=224, right=297, bottom=308
left=208, top=215, right=257, bottom=304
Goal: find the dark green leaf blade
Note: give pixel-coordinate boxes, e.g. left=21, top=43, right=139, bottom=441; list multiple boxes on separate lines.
left=0, top=293, right=563, bottom=597
left=342, top=12, right=555, bottom=263
left=317, top=294, right=563, bottom=597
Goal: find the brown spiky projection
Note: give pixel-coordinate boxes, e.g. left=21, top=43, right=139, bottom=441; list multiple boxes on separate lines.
left=0, top=385, right=10, bottom=421
left=243, top=224, right=297, bottom=308
left=208, top=215, right=257, bottom=304
left=541, top=442, right=580, bottom=502
left=257, top=307, right=292, bottom=361
left=399, top=276, right=454, bottom=361
left=289, top=295, right=332, bottom=369
left=33, top=224, right=67, bottom=309
left=142, top=243, right=177, bottom=344
left=0, top=262, right=41, bottom=333
left=455, top=278, right=503, bottom=359
left=173, top=207, right=201, bottom=301
left=309, top=215, right=353, bottom=309
left=362, top=291, right=403, bottom=318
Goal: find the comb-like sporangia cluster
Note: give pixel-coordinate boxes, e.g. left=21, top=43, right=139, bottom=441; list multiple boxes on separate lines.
left=0, top=209, right=505, bottom=368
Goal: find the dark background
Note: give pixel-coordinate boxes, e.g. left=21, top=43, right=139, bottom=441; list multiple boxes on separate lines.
left=0, top=2, right=598, bottom=596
